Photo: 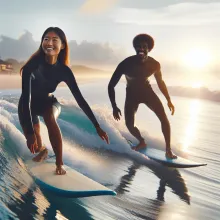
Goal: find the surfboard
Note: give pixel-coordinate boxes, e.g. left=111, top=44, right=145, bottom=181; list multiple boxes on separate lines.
left=127, top=140, right=207, bottom=168
left=25, top=159, right=116, bottom=198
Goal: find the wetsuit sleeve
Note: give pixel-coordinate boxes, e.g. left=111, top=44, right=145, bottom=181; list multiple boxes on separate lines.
left=64, top=68, right=100, bottom=128
left=21, top=67, right=34, bottom=135
left=108, top=62, right=124, bottom=109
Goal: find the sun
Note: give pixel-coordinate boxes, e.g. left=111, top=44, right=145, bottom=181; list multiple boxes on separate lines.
left=191, top=81, right=203, bottom=88
left=182, top=48, right=211, bottom=69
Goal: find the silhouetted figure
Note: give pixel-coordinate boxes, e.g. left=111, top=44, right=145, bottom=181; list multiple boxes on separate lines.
left=108, top=34, right=177, bottom=159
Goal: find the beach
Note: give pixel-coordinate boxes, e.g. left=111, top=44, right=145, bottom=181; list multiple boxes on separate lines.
left=0, top=74, right=22, bottom=90
left=0, top=73, right=111, bottom=90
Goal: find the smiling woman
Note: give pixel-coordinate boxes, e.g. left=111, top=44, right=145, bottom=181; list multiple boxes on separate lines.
left=18, top=26, right=109, bottom=176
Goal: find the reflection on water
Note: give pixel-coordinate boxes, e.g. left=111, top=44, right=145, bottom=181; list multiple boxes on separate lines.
left=6, top=181, right=95, bottom=220
left=181, top=99, right=201, bottom=152
left=34, top=189, right=50, bottom=218
left=115, top=162, right=190, bottom=205
left=115, top=163, right=139, bottom=195
left=157, top=179, right=166, bottom=202
left=40, top=189, right=94, bottom=220
left=109, top=161, right=190, bottom=220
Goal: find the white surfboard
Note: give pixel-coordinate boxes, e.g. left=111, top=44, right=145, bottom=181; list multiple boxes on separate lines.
left=25, top=160, right=116, bottom=198
left=127, top=140, right=207, bottom=168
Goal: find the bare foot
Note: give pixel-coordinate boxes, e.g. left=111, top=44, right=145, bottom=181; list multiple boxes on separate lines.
left=55, top=165, right=66, bottom=175
left=32, top=148, right=48, bottom=162
left=132, top=140, right=147, bottom=151
left=166, top=149, right=177, bottom=159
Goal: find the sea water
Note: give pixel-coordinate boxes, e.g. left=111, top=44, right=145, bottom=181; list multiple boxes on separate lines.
left=0, top=79, right=219, bottom=220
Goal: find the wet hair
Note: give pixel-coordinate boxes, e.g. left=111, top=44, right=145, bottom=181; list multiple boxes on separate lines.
left=133, top=34, right=154, bottom=52
left=20, top=27, right=69, bottom=75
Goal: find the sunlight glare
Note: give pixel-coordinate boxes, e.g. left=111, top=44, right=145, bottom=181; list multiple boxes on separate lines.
left=182, top=48, right=211, bottom=69
left=181, top=100, right=201, bottom=152
left=191, top=82, right=203, bottom=88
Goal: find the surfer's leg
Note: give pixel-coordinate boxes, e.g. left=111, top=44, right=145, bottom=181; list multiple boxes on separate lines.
left=32, top=122, right=48, bottom=162
left=27, top=111, right=48, bottom=159
left=124, top=97, right=146, bottom=151
left=33, top=123, right=46, bottom=152
left=144, top=90, right=177, bottom=159
left=43, top=101, right=66, bottom=175
left=19, top=122, right=48, bottom=162
left=18, top=98, right=47, bottom=156
left=28, top=113, right=48, bottom=162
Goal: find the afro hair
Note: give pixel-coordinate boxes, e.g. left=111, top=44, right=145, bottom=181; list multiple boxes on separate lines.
left=133, top=34, right=155, bottom=52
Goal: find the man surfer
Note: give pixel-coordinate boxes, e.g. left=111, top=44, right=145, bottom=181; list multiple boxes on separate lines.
left=108, top=34, right=177, bottom=159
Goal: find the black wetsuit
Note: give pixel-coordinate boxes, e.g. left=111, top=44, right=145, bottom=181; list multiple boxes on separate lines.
left=18, top=59, right=99, bottom=135
left=108, top=55, right=169, bottom=141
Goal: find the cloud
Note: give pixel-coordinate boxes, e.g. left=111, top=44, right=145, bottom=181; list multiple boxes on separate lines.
left=118, top=0, right=220, bottom=9
left=79, top=0, right=117, bottom=14
left=69, top=40, right=125, bottom=65
left=0, top=31, right=38, bottom=61
left=113, top=2, right=220, bottom=25
left=0, top=32, right=125, bottom=66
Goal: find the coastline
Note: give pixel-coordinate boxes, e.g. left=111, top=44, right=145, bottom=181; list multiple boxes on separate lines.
left=0, top=73, right=111, bottom=90
left=1, top=74, right=219, bottom=104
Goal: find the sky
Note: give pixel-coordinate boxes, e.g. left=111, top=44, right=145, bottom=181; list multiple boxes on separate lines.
left=0, top=0, right=219, bottom=89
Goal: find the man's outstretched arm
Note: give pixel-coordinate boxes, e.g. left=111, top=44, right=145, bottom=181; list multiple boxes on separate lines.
left=108, top=63, right=124, bottom=109
left=154, top=65, right=175, bottom=115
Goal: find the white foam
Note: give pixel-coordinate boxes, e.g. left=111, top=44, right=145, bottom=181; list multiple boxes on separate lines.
left=0, top=114, right=29, bottom=158
left=0, top=100, right=17, bottom=112
left=0, top=98, right=181, bottom=171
